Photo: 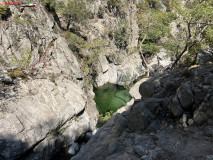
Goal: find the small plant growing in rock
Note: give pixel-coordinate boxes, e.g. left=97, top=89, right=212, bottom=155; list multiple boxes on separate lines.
left=50, top=76, right=57, bottom=86
left=97, top=6, right=104, bottom=18
left=9, top=69, right=26, bottom=79
left=63, top=31, right=85, bottom=53
left=108, top=30, right=113, bottom=40
left=38, top=47, right=43, bottom=55
left=114, top=24, right=129, bottom=49
left=13, top=14, right=31, bottom=25
left=11, top=47, right=33, bottom=69
left=0, top=5, right=11, bottom=20
left=97, top=111, right=113, bottom=127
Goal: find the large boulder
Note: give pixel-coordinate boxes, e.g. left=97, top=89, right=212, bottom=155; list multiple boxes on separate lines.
left=127, top=102, right=155, bottom=133
left=177, top=83, right=194, bottom=109
left=139, top=81, right=155, bottom=98
left=168, top=97, right=183, bottom=117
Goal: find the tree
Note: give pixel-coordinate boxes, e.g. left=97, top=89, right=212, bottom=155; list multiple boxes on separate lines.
left=136, top=1, right=176, bottom=76
left=166, top=0, right=213, bottom=68
left=55, top=0, right=89, bottom=29
left=0, top=4, right=11, bottom=20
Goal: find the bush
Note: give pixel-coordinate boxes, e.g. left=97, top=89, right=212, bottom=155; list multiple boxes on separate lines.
left=9, top=69, right=26, bottom=79
left=114, top=25, right=129, bottom=49
left=97, top=111, right=113, bottom=127
left=0, top=5, right=11, bottom=20
left=97, top=6, right=104, bottom=18
left=41, top=0, right=56, bottom=8
left=13, top=14, right=31, bottom=25
left=108, top=30, right=114, bottom=40
left=107, top=0, right=120, bottom=10
left=56, top=0, right=89, bottom=27
left=63, top=31, right=85, bottom=52
left=107, top=0, right=126, bottom=18
left=11, top=47, right=32, bottom=68
left=38, top=47, right=43, bottom=55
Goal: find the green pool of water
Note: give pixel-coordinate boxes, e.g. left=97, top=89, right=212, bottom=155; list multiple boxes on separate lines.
left=94, top=83, right=132, bottom=115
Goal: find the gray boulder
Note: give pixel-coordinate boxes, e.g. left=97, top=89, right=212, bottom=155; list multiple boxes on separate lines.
left=177, top=83, right=194, bottom=109
left=127, top=102, right=155, bottom=133
left=168, top=97, right=183, bottom=117
left=139, top=81, right=155, bottom=98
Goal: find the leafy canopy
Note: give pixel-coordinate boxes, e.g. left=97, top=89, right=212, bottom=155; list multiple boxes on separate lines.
left=137, top=1, right=176, bottom=55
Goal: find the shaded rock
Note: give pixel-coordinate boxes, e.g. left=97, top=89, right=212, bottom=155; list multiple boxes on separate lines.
left=130, top=78, right=149, bottom=99
left=177, top=83, right=194, bottom=109
left=127, top=102, right=155, bottom=133
left=139, top=81, right=155, bottom=98
left=205, top=74, right=213, bottom=86
left=168, top=97, right=183, bottom=117
left=68, top=143, right=80, bottom=155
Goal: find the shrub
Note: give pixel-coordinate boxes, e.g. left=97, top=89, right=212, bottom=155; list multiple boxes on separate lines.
left=38, top=47, right=43, bottom=55
left=97, top=6, right=104, bottom=18
left=9, top=69, right=26, bottom=79
left=97, top=111, right=113, bottom=127
left=108, top=30, right=114, bottom=40
left=107, top=0, right=120, bottom=10
left=0, top=5, right=11, bottom=20
left=56, top=0, right=89, bottom=27
left=114, top=25, right=129, bottom=49
left=50, top=76, right=57, bottom=86
left=13, top=14, right=31, bottom=25
left=63, top=31, right=85, bottom=53
left=41, top=0, right=56, bottom=8
left=11, top=47, right=32, bottom=68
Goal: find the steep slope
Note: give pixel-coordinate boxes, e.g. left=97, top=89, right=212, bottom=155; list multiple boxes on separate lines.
left=72, top=65, right=213, bottom=160
left=0, top=2, right=98, bottom=160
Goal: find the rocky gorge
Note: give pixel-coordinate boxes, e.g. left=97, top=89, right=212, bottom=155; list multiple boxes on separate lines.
left=0, top=0, right=213, bottom=159
left=72, top=65, right=213, bottom=160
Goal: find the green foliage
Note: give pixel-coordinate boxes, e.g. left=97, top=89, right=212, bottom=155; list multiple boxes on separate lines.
left=0, top=5, right=10, bottom=19
left=82, top=40, right=108, bottom=54
left=55, top=0, right=89, bottom=27
left=13, top=14, right=31, bottom=25
left=107, top=0, right=120, bottom=9
left=107, top=0, right=126, bottom=18
left=63, top=31, right=85, bottom=53
left=108, top=30, right=114, bottom=40
left=9, top=69, right=26, bottom=79
left=50, top=76, right=57, bottom=86
left=0, top=56, right=4, bottom=63
left=41, top=0, right=56, bottom=8
left=48, top=127, right=66, bottom=137
left=81, top=40, right=108, bottom=87
left=114, top=23, right=129, bottom=49
left=97, top=111, right=113, bottom=128
left=11, top=47, right=32, bottom=69
left=137, top=7, right=176, bottom=55
left=38, top=47, right=43, bottom=55
left=97, top=6, right=104, bottom=18
left=165, top=0, right=213, bottom=66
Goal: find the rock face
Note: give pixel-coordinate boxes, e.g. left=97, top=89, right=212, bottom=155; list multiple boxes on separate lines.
left=0, top=72, right=98, bottom=160
left=0, top=2, right=99, bottom=159
left=72, top=65, right=213, bottom=160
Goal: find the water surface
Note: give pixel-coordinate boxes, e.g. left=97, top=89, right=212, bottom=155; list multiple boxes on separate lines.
left=94, top=83, right=132, bottom=115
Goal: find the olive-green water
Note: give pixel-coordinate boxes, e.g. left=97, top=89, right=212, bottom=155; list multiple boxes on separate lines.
left=94, top=83, right=132, bottom=115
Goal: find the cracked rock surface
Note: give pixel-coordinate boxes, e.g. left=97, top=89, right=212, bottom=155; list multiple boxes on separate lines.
left=72, top=65, right=213, bottom=160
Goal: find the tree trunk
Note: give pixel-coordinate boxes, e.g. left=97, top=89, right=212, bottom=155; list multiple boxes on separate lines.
left=139, top=35, right=150, bottom=77
left=170, top=42, right=196, bottom=69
